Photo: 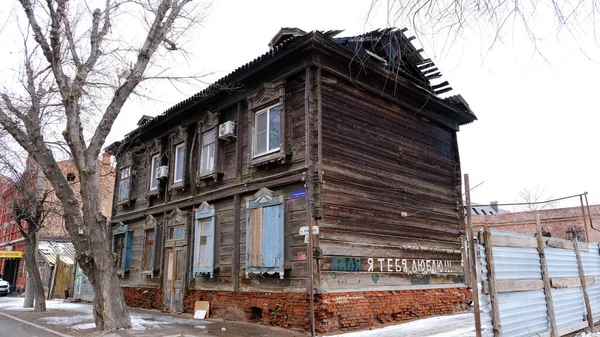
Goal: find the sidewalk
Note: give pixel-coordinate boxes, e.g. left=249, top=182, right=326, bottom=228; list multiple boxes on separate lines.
left=0, top=296, right=478, bottom=336
left=0, top=296, right=305, bottom=337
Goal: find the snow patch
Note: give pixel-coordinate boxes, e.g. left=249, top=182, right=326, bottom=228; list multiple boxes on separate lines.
left=327, top=313, right=475, bottom=337
left=71, top=323, right=97, bottom=330
left=40, top=314, right=93, bottom=326
left=0, top=297, right=91, bottom=313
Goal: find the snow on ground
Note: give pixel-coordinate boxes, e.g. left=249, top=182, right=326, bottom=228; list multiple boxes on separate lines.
left=0, top=297, right=212, bottom=331
left=0, top=297, right=91, bottom=312
left=328, top=313, right=476, bottom=337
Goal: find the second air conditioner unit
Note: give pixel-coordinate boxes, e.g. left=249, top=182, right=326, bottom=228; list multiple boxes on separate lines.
left=156, top=166, right=169, bottom=180
left=219, top=121, right=236, bottom=140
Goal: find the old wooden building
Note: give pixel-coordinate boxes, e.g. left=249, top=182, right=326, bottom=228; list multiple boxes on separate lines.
left=107, top=27, right=476, bottom=333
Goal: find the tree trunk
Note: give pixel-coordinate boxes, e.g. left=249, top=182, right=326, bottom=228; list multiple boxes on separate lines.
left=24, top=268, right=33, bottom=308
left=22, top=232, right=45, bottom=311
left=75, top=165, right=131, bottom=330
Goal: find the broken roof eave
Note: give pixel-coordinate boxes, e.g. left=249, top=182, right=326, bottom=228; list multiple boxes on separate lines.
left=310, top=32, right=477, bottom=129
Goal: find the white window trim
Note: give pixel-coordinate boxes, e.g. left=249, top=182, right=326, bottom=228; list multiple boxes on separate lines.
left=253, top=104, right=281, bottom=158
left=149, top=154, right=159, bottom=191
left=199, top=130, right=216, bottom=177
left=174, top=143, right=185, bottom=184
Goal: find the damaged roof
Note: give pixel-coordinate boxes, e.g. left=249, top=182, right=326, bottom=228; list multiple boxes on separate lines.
left=38, top=240, right=76, bottom=266
left=107, top=28, right=476, bottom=153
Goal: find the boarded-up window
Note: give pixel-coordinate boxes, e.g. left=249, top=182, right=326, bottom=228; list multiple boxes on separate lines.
left=114, top=233, right=125, bottom=268
left=193, top=202, right=215, bottom=278
left=142, top=228, right=155, bottom=270
left=245, top=189, right=284, bottom=279
left=112, top=223, right=133, bottom=273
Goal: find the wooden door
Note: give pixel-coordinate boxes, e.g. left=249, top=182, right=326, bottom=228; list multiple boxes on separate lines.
left=163, top=246, right=186, bottom=312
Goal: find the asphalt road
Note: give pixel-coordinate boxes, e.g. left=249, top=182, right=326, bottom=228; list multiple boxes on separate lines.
left=0, top=312, right=67, bottom=337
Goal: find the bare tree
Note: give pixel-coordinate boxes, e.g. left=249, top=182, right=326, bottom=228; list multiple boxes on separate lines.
left=516, top=186, right=556, bottom=211
left=9, top=164, right=48, bottom=311
left=0, top=0, right=208, bottom=330
left=0, top=133, right=47, bottom=311
left=367, top=0, right=599, bottom=56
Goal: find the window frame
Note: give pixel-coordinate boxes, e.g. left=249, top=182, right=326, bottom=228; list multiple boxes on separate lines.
left=193, top=202, right=216, bottom=278
left=167, top=224, right=185, bottom=241
left=117, top=166, right=131, bottom=203
left=112, top=222, right=133, bottom=276
left=245, top=188, right=285, bottom=279
left=199, top=129, right=217, bottom=177
left=149, top=154, right=160, bottom=191
left=142, top=228, right=156, bottom=271
left=114, top=233, right=126, bottom=269
left=253, top=104, right=282, bottom=158
left=173, top=143, right=185, bottom=184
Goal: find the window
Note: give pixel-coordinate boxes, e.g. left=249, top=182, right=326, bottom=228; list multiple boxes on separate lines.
left=66, top=172, right=76, bottom=182
left=112, top=223, right=133, bottom=273
left=118, top=167, right=131, bottom=202
left=199, top=130, right=216, bottom=176
left=253, top=105, right=281, bottom=157
left=142, top=228, right=155, bottom=270
left=149, top=154, right=160, bottom=190
left=168, top=225, right=185, bottom=240
left=114, top=233, right=126, bottom=269
left=245, top=188, right=284, bottom=279
left=174, top=143, right=185, bottom=184
left=193, top=202, right=215, bottom=278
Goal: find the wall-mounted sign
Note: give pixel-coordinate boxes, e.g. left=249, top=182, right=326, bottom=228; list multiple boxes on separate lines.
left=0, top=251, right=23, bottom=258
left=299, top=226, right=319, bottom=236
left=291, top=190, right=306, bottom=199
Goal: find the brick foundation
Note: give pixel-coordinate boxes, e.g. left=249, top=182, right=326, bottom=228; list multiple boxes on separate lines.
left=181, top=287, right=469, bottom=333
left=122, top=286, right=162, bottom=310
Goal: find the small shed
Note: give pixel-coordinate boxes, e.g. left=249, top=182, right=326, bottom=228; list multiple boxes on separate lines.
left=38, top=240, right=75, bottom=299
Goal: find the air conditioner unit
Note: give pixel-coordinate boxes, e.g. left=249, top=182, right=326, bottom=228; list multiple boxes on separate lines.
left=156, top=166, right=169, bottom=180
left=219, top=121, right=236, bottom=140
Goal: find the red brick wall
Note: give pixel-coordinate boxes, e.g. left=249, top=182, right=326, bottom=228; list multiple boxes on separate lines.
left=472, top=205, right=600, bottom=242
left=316, top=288, right=469, bottom=332
left=122, top=287, right=162, bottom=310
left=177, top=287, right=469, bottom=333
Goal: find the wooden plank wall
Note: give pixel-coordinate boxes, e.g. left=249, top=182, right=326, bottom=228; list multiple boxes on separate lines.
left=114, top=70, right=311, bottom=292
left=318, top=70, right=464, bottom=291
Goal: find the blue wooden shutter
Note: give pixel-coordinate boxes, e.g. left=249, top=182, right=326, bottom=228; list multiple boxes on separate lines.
left=124, top=230, right=133, bottom=272
left=262, top=204, right=284, bottom=271
left=193, top=204, right=215, bottom=278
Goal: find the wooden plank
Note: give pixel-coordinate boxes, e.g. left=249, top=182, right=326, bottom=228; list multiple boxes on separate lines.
left=248, top=208, right=262, bottom=267
left=482, top=279, right=544, bottom=293
left=463, top=174, right=481, bottom=337
left=572, top=233, right=594, bottom=332
left=483, top=227, right=502, bottom=336
left=547, top=238, right=589, bottom=251
left=551, top=276, right=595, bottom=289
left=536, top=214, right=557, bottom=337
left=490, top=234, right=538, bottom=248
left=232, top=194, right=241, bottom=291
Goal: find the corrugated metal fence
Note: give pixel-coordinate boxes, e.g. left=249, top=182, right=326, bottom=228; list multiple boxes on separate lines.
left=478, top=227, right=599, bottom=337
